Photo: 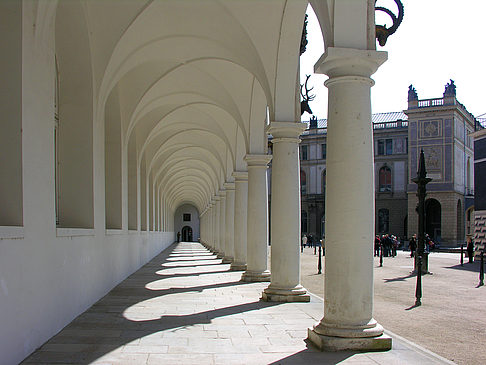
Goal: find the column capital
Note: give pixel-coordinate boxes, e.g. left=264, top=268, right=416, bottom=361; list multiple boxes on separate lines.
left=214, top=195, right=221, bottom=201
left=218, top=189, right=226, bottom=197
left=267, top=122, right=306, bottom=143
left=232, top=171, right=248, bottom=181
left=223, top=182, right=235, bottom=190
left=244, top=154, right=272, bottom=167
left=315, top=47, right=387, bottom=79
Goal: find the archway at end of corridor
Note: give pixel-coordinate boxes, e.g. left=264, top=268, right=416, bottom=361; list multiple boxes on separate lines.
left=174, top=204, right=200, bottom=242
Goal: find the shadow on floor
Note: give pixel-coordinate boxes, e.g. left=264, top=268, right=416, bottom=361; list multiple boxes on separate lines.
left=268, top=344, right=358, bottom=365
left=22, top=243, right=283, bottom=364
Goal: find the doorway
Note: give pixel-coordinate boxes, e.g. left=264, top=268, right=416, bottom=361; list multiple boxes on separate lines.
left=425, top=199, right=441, bottom=242
left=182, top=226, right=193, bottom=242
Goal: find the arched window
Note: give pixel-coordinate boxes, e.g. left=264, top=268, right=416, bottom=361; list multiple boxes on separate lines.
left=300, top=170, right=307, bottom=194
left=379, top=166, right=392, bottom=192
left=378, top=208, right=389, bottom=233
left=301, top=210, right=308, bottom=234
left=322, top=169, right=326, bottom=195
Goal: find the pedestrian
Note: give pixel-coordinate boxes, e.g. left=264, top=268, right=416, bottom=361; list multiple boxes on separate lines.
left=409, top=234, right=416, bottom=258
left=302, top=234, right=307, bottom=250
left=466, top=237, right=474, bottom=263
left=308, top=234, right=313, bottom=248
left=391, top=235, right=398, bottom=257
left=374, top=235, right=381, bottom=257
left=177, top=231, right=181, bottom=242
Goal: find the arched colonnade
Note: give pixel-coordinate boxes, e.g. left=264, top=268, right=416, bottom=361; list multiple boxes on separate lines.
left=6, top=0, right=391, bottom=358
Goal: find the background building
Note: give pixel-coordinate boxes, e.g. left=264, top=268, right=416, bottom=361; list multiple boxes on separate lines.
left=296, top=83, right=482, bottom=246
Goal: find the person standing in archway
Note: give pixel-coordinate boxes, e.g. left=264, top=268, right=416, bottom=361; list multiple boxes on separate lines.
left=177, top=231, right=181, bottom=243
left=466, top=237, right=474, bottom=263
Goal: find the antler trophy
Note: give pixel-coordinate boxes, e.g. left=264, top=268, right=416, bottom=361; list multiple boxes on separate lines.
left=300, top=75, right=315, bottom=116
left=375, top=0, right=404, bottom=46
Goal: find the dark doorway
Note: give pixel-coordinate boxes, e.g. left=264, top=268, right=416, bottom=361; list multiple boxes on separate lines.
left=182, top=226, right=193, bottom=242
left=425, top=199, right=441, bottom=242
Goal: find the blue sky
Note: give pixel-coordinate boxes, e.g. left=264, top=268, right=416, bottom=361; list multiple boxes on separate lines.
left=300, top=1, right=486, bottom=121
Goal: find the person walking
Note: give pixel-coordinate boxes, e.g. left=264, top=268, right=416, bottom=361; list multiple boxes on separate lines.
left=302, top=234, right=307, bottom=250
left=374, top=235, right=381, bottom=257
left=409, top=234, right=417, bottom=258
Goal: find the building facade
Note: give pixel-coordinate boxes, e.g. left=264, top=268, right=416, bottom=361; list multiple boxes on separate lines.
left=298, top=83, right=481, bottom=247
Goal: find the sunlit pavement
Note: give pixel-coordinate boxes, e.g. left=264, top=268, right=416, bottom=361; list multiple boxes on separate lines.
left=23, top=242, right=455, bottom=365
left=300, top=247, right=485, bottom=365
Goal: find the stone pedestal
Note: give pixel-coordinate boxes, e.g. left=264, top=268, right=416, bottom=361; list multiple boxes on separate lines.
left=231, top=171, right=248, bottom=271
left=307, top=47, right=390, bottom=351
left=263, top=122, right=309, bottom=302
left=241, top=154, right=272, bottom=282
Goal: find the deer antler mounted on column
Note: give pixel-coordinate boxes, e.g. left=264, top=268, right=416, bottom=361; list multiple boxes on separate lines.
left=300, top=75, right=315, bottom=116
left=375, top=0, right=404, bottom=46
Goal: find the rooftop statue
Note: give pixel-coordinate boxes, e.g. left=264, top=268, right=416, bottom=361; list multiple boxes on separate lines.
left=408, top=84, right=418, bottom=101
left=443, top=79, right=456, bottom=97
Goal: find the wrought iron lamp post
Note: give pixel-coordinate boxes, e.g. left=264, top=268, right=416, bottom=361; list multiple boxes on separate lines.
left=412, top=149, right=432, bottom=306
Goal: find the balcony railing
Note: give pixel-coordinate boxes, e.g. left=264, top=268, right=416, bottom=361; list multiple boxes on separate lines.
left=417, top=98, right=444, bottom=108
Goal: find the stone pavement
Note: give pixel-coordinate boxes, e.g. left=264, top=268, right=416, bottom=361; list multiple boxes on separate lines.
left=23, top=242, right=454, bottom=365
left=300, top=247, right=486, bottom=365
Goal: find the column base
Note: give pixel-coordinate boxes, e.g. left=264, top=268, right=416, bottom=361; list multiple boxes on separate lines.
left=261, top=285, right=310, bottom=302
left=307, top=328, right=392, bottom=351
left=222, top=256, right=233, bottom=264
left=241, top=270, right=271, bottom=282
left=230, top=262, right=247, bottom=271
left=216, top=252, right=225, bottom=259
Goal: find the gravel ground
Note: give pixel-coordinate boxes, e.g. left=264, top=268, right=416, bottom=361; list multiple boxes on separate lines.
left=295, top=247, right=485, bottom=365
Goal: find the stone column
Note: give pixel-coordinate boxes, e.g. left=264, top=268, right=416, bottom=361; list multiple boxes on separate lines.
left=231, top=171, right=248, bottom=271
left=263, top=122, right=309, bottom=302
left=217, top=190, right=226, bottom=259
left=223, top=182, right=235, bottom=263
left=307, top=47, right=390, bottom=351
left=209, top=202, right=215, bottom=251
left=214, top=196, right=221, bottom=255
left=241, top=154, right=272, bottom=282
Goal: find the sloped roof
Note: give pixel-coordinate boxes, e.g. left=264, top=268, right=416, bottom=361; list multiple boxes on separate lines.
left=302, top=111, right=408, bottom=131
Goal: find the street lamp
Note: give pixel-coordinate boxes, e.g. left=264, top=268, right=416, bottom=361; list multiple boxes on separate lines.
left=412, top=149, right=432, bottom=306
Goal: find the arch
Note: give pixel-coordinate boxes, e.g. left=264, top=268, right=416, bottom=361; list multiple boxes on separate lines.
left=425, top=199, right=441, bottom=242
left=466, top=206, right=475, bottom=236
left=0, top=0, right=23, bottom=226
left=301, top=210, right=308, bottom=234
left=379, top=165, right=392, bottom=192
left=181, top=226, right=193, bottom=242
left=55, top=0, right=94, bottom=228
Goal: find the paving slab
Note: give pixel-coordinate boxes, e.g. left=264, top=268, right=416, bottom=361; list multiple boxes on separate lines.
left=22, top=242, right=456, bottom=365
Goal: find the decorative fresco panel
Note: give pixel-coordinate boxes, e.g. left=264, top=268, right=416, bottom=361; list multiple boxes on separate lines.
left=422, top=146, right=442, bottom=173
left=420, top=119, right=442, bottom=138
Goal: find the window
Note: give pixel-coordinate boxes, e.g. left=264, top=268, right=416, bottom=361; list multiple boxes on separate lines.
left=301, top=145, right=308, bottom=160
left=183, top=213, right=191, bottom=222
left=377, top=139, right=393, bottom=155
left=379, top=166, right=392, bottom=192
left=378, top=209, right=389, bottom=233
left=300, top=170, right=307, bottom=194
left=321, top=144, right=326, bottom=159
left=386, top=139, right=393, bottom=155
